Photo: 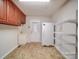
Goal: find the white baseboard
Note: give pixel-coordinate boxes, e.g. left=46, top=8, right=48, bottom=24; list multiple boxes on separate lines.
left=0, top=45, right=18, bottom=59
left=55, top=46, right=67, bottom=59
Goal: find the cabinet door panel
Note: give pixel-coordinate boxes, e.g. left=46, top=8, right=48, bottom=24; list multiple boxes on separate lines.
left=22, top=14, right=26, bottom=24
left=7, top=0, right=15, bottom=24
left=0, top=0, right=4, bottom=19
left=0, top=0, right=6, bottom=20
left=3, top=0, right=7, bottom=20
left=15, top=7, right=21, bottom=25
left=19, top=11, right=23, bottom=24
left=7, top=0, right=21, bottom=26
left=20, top=11, right=26, bottom=24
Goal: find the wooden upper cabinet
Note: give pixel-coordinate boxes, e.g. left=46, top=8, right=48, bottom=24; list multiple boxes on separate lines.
left=0, top=0, right=26, bottom=26
left=6, top=0, right=26, bottom=26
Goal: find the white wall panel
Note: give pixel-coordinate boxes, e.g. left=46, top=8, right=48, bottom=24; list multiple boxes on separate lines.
left=0, top=25, right=18, bottom=59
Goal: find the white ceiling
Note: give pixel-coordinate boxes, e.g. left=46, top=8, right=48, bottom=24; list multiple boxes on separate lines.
left=13, top=0, right=68, bottom=17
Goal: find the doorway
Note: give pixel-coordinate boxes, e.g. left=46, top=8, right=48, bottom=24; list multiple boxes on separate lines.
left=30, top=22, right=41, bottom=42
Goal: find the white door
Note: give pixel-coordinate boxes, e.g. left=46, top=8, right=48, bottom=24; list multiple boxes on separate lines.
left=30, top=22, right=41, bottom=42
left=42, top=23, right=54, bottom=46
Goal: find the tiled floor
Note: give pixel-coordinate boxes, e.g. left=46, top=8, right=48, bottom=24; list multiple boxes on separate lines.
left=4, top=43, right=65, bottom=59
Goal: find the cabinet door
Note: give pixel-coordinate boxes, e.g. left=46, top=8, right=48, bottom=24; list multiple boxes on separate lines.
left=22, top=14, right=26, bottom=24
left=17, top=9, right=26, bottom=24
left=15, top=7, right=21, bottom=26
left=20, top=11, right=26, bottom=24
left=3, top=0, right=7, bottom=20
left=19, top=11, right=23, bottom=24
left=0, top=0, right=3, bottom=19
left=7, top=0, right=18, bottom=25
left=7, top=0, right=22, bottom=26
left=0, top=0, right=6, bottom=23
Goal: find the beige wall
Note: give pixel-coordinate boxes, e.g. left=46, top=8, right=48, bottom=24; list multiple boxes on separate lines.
left=0, top=24, right=19, bottom=59
left=51, top=0, right=78, bottom=23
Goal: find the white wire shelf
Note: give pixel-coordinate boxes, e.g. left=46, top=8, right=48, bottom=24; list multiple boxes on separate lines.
left=62, top=39, right=76, bottom=46
left=54, top=32, right=76, bottom=36
left=55, top=37, right=76, bottom=46
left=55, top=40, right=76, bottom=46
left=55, top=19, right=77, bottom=25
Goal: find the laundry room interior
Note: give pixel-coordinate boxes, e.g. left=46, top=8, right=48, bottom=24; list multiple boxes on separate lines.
left=0, top=0, right=78, bottom=59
